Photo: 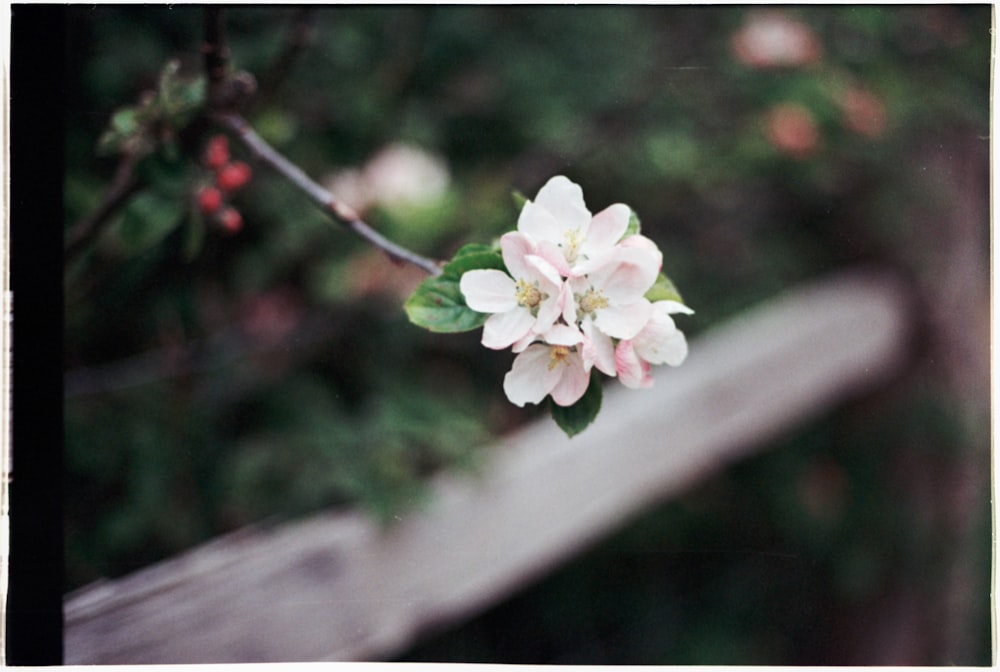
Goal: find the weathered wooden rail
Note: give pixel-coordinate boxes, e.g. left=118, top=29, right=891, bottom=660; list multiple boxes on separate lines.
left=64, top=268, right=911, bottom=664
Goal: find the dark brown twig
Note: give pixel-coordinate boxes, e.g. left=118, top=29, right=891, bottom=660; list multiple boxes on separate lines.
left=64, top=152, right=143, bottom=264
left=252, top=8, right=317, bottom=112
left=216, top=112, right=442, bottom=276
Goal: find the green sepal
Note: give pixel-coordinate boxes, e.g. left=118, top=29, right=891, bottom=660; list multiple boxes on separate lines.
left=645, top=272, right=685, bottom=305
left=624, top=208, right=641, bottom=238
left=550, top=370, right=604, bottom=438
left=405, top=244, right=506, bottom=333
left=511, top=190, right=529, bottom=211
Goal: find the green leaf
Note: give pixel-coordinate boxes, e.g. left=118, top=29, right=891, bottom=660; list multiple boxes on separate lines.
left=442, top=243, right=505, bottom=277
left=405, top=245, right=505, bottom=333
left=624, top=208, right=641, bottom=238
left=645, top=272, right=685, bottom=304
left=405, top=276, right=488, bottom=333
left=117, top=190, right=186, bottom=254
left=550, top=371, right=603, bottom=437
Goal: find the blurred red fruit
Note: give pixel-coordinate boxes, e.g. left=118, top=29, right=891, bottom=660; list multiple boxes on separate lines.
left=204, top=135, right=230, bottom=170
left=216, top=161, right=253, bottom=192
left=218, top=207, right=243, bottom=234
left=196, top=186, right=223, bottom=215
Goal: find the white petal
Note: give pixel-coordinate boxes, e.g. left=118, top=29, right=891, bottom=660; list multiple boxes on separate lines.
left=460, top=270, right=517, bottom=313
left=582, top=203, right=630, bottom=258
left=482, top=307, right=535, bottom=350
left=535, top=239, right=572, bottom=277
left=594, top=298, right=653, bottom=340
left=503, top=345, right=556, bottom=407
left=543, top=323, right=584, bottom=346
left=499, top=231, right=536, bottom=280
left=549, top=351, right=592, bottom=407
left=517, top=200, right=566, bottom=245
left=532, top=175, right=591, bottom=232
left=658, top=329, right=689, bottom=367
left=581, top=319, right=617, bottom=376
left=658, top=299, right=695, bottom=315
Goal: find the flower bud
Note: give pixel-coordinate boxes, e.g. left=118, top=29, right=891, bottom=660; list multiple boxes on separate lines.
left=217, top=207, right=243, bottom=234
left=204, top=134, right=230, bottom=170
left=196, top=186, right=223, bottom=215
left=216, top=161, right=253, bottom=193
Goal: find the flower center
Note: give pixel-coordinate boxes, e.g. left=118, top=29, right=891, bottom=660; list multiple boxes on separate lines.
left=578, top=288, right=609, bottom=314
left=563, top=228, right=584, bottom=263
left=515, top=279, right=542, bottom=308
left=548, top=345, right=572, bottom=370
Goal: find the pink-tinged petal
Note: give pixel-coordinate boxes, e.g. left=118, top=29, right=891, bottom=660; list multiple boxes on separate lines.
left=482, top=307, right=535, bottom=350
left=517, top=200, right=565, bottom=244
left=581, top=319, right=616, bottom=376
left=549, top=351, right=591, bottom=406
left=583, top=203, right=630, bottom=257
left=460, top=269, right=517, bottom=313
left=594, top=298, right=653, bottom=340
left=535, top=239, right=572, bottom=277
left=499, top=231, right=536, bottom=280
left=503, top=344, right=557, bottom=407
left=597, top=248, right=661, bottom=300
left=544, top=323, right=584, bottom=346
left=631, top=309, right=677, bottom=363
left=532, top=176, right=591, bottom=232
left=615, top=340, right=653, bottom=389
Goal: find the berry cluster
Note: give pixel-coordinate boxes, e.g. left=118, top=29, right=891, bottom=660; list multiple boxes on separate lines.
left=196, top=134, right=253, bottom=234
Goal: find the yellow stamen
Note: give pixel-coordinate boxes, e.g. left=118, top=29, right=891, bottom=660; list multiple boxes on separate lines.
left=563, top=229, right=584, bottom=263
left=548, top=345, right=571, bottom=370
left=515, top=279, right=542, bottom=308
left=578, top=288, right=609, bottom=314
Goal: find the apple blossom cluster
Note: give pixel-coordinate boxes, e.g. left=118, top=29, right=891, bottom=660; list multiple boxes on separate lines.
left=459, top=176, right=692, bottom=409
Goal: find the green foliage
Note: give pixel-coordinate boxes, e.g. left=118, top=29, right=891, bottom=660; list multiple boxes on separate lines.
left=645, top=272, right=684, bottom=305
left=550, top=371, right=603, bottom=438
left=98, top=59, right=205, bottom=158
left=405, top=243, right=505, bottom=332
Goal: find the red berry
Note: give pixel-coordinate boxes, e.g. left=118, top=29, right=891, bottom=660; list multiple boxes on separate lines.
left=204, top=135, right=230, bottom=170
left=217, top=207, right=243, bottom=234
left=196, top=186, right=223, bottom=215
left=216, top=161, right=253, bottom=193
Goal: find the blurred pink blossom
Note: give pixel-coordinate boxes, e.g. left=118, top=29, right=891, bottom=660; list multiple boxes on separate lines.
left=840, top=87, right=887, bottom=138
left=732, top=11, right=823, bottom=68
left=765, top=103, right=820, bottom=158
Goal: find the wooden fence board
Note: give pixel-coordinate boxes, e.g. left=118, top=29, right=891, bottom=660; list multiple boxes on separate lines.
left=64, top=268, right=911, bottom=664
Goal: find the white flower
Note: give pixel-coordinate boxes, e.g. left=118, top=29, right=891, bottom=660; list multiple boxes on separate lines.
left=459, top=232, right=567, bottom=350
left=502, top=325, right=591, bottom=407
left=517, top=175, right=632, bottom=274
left=615, top=300, right=694, bottom=389
left=567, top=237, right=662, bottom=340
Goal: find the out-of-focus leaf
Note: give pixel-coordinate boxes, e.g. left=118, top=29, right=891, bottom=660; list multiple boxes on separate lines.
left=117, top=190, right=187, bottom=254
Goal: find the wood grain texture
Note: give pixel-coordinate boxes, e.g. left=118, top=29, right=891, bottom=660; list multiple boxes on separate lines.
left=64, top=268, right=911, bottom=664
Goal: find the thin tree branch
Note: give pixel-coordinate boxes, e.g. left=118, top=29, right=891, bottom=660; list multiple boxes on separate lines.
left=64, top=152, right=143, bottom=264
left=202, top=7, right=230, bottom=107
left=216, top=112, right=443, bottom=276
